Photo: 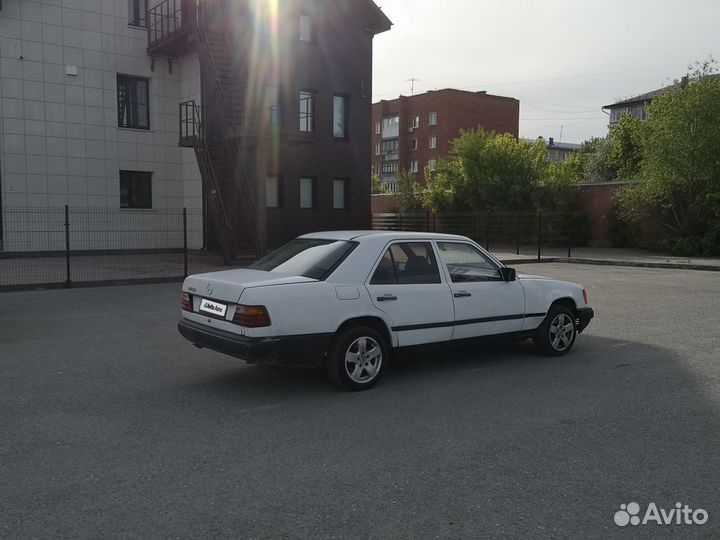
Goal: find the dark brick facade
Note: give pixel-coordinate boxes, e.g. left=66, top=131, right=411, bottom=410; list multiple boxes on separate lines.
left=372, top=89, right=519, bottom=186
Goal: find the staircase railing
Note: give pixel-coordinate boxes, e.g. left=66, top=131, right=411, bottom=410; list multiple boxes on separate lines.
left=192, top=0, right=263, bottom=256
left=179, top=100, right=236, bottom=262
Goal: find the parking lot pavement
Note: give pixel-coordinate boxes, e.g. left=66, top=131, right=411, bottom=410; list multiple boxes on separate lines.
left=1, top=263, right=719, bottom=540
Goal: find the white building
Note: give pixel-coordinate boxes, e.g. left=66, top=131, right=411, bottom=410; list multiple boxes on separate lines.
left=0, top=0, right=203, bottom=250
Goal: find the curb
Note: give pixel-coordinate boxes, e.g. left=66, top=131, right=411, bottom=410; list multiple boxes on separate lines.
left=500, top=257, right=720, bottom=272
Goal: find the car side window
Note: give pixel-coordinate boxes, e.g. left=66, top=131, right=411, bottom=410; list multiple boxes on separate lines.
left=370, top=242, right=442, bottom=285
left=437, top=242, right=501, bottom=282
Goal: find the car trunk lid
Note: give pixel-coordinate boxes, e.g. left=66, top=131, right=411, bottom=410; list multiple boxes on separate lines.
left=183, top=269, right=316, bottom=303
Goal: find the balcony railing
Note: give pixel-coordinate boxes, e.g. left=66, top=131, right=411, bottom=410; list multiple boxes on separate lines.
left=148, top=0, right=194, bottom=51
left=179, top=100, right=207, bottom=147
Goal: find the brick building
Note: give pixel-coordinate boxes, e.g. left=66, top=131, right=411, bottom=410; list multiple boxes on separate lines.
left=372, top=89, right=519, bottom=191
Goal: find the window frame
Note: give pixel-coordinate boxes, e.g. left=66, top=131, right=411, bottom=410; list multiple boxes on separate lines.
left=410, top=115, right=420, bottom=129
left=264, top=86, right=283, bottom=128
left=409, top=160, right=419, bottom=174
left=265, top=176, right=282, bottom=209
left=298, top=90, right=316, bottom=133
left=299, top=12, right=314, bottom=43
left=332, top=178, right=348, bottom=210
left=332, top=94, right=350, bottom=139
left=119, top=170, right=152, bottom=209
left=429, top=135, right=437, bottom=149
left=435, top=241, right=503, bottom=283
left=299, top=177, right=315, bottom=209
left=410, top=139, right=418, bottom=151
left=128, top=0, right=147, bottom=28
left=429, top=112, right=438, bottom=126
left=369, top=241, right=443, bottom=285
left=117, top=74, right=150, bottom=130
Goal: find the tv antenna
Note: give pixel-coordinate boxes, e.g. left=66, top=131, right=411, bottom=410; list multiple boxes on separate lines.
left=407, top=78, right=421, bottom=96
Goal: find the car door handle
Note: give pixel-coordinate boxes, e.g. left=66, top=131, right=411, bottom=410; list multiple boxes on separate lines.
left=454, top=291, right=472, bottom=298
left=377, top=294, right=398, bottom=302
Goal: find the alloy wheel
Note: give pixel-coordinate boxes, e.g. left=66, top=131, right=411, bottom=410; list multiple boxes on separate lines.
left=344, top=336, right=383, bottom=384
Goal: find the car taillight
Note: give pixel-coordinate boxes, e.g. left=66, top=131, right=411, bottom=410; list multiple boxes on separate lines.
left=232, top=305, right=271, bottom=328
left=181, top=292, right=192, bottom=312
left=582, top=289, right=589, bottom=304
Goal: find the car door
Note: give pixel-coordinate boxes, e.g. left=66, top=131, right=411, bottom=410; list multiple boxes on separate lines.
left=366, top=241, right=454, bottom=347
left=435, top=241, right=526, bottom=340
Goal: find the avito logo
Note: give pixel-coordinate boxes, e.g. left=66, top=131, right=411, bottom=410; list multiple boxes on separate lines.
left=614, top=502, right=708, bottom=527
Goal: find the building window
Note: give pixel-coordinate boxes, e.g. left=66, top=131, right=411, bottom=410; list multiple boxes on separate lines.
left=375, top=121, right=381, bottom=135
left=429, top=112, right=437, bottom=126
left=333, top=95, right=349, bottom=138
left=410, top=160, right=419, bottom=174
left=428, top=159, right=437, bottom=172
left=299, top=13, right=312, bottom=42
left=375, top=143, right=381, bottom=156
left=299, top=91, right=315, bottom=133
left=266, top=176, right=280, bottom=208
left=411, top=115, right=420, bottom=129
left=381, top=139, right=399, bottom=154
left=429, top=135, right=437, bottom=149
left=300, top=177, right=314, bottom=208
left=128, top=0, right=146, bottom=27
left=120, top=171, right=152, bottom=208
left=411, top=139, right=418, bottom=151
left=381, top=161, right=398, bottom=174
left=333, top=179, right=347, bottom=210
left=117, top=75, right=149, bottom=130
left=264, top=87, right=281, bottom=127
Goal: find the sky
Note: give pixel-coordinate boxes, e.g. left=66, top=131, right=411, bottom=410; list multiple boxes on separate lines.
left=371, top=0, right=720, bottom=144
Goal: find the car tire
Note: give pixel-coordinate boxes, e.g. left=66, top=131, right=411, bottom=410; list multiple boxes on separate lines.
left=533, top=304, right=577, bottom=356
left=325, top=326, right=388, bottom=391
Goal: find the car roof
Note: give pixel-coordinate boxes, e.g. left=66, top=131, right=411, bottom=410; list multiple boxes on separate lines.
left=299, top=230, right=470, bottom=242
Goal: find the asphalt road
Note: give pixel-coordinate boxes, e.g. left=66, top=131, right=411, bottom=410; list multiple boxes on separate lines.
left=1, top=263, right=719, bottom=540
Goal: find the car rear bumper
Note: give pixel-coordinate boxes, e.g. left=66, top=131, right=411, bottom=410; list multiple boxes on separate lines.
left=177, top=319, right=333, bottom=368
left=577, top=307, right=594, bottom=333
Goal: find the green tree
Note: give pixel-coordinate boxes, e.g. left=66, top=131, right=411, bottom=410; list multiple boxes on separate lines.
left=422, top=129, right=546, bottom=212
left=615, top=59, right=720, bottom=254
left=609, top=114, right=646, bottom=180
left=395, top=169, right=422, bottom=213
left=371, top=171, right=385, bottom=194
left=577, top=136, right=617, bottom=182
left=540, top=154, right=583, bottom=212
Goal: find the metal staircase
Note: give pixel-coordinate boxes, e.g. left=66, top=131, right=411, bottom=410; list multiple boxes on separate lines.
left=152, top=0, right=261, bottom=263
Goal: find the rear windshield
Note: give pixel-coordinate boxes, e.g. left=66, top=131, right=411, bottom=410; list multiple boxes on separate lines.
left=249, top=239, right=357, bottom=280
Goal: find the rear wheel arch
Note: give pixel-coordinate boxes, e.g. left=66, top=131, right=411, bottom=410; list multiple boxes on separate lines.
left=335, top=316, right=393, bottom=349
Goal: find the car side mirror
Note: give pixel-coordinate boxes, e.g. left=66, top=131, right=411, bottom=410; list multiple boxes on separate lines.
left=499, top=267, right=517, bottom=282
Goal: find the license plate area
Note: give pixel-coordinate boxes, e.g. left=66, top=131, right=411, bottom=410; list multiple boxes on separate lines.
left=199, top=298, right=228, bottom=319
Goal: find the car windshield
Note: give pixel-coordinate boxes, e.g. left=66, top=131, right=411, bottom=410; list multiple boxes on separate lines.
left=249, top=239, right=357, bottom=280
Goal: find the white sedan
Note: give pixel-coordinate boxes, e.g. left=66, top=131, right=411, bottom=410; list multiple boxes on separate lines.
left=178, top=231, right=594, bottom=390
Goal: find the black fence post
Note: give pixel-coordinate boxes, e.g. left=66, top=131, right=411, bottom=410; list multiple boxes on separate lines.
left=432, top=212, right=437, bottom=232
left=425, top=210, right=430, bottom=232
left=515, top=213, right=520, bottom=255
left=537, top=210, right=543, bottom=261
left=183, top=207, right=188, bottom=278
left=471, top=213, right=476, bottom=242
left=64, top=205, right=71, bottom=288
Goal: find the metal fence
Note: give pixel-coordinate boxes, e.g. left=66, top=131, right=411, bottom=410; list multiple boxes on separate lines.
left=0, top=207, right=230, bottom=292
left=372, top=211, right=588, bottom=259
